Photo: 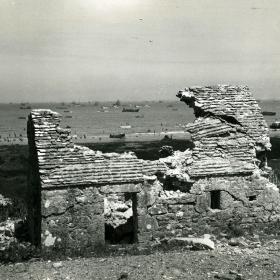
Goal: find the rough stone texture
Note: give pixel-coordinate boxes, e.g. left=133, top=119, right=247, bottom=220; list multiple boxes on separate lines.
left=177, top=85, right=270, bottom=178
left=27, top=110, right=166, bottom=254
left=28, top=109, right=166, bottom=189
left=167, top=235, right=215, bottom=250
left=104, top=193, right=133, bottom=228
left=27, top=85, right=280, bottom=256
left=41, top=187, right=104, bottom=255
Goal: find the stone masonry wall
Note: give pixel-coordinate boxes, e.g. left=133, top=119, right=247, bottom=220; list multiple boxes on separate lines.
left=27, top=85, right=280, bottom=255
left=39, top=179, right=164, bottom=253
left=41, top=187, right=104, bottom=255
left=141, top=175, right=280, bottom=243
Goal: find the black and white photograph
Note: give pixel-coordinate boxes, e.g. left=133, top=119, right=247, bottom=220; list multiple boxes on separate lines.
left=0, top=0, right=280, bottom=279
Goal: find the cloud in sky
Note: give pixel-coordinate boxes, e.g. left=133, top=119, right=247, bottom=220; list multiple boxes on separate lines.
left=0, top=0, right=279, bottom=102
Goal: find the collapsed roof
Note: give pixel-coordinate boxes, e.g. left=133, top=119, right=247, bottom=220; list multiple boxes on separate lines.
left=28, top=85, right=270, bottom=189
left=28, top=110, right=166, bottom=189
left=176, top=85, right=270, bottom=178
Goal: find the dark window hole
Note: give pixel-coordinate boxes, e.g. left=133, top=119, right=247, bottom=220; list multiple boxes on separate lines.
left=248, top=195, right=257, bottom=201
left=210, top=190, right=221, bottom=210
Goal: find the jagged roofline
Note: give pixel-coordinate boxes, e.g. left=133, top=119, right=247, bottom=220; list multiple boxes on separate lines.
left=176, top=85, right=271, bottom=152
left=28, top=109, right=167, bottom=189
left=177, top=90, right=243, bottom=126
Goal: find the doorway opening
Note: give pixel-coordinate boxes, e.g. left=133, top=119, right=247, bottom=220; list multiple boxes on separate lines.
left=105, top=193, right=138, bottom=244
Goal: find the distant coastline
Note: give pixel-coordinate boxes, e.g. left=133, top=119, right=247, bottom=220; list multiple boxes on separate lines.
left=2, top=129, right=280, bottom=146
left=0, top=100, right=280, bottom=145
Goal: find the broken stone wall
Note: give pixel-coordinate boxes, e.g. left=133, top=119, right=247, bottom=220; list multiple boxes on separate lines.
left=27, top=86, right=280, bottom=255
left=27, top=109, right=166, bottom=254
left=141, top=175, right=280, bottom=242
left=40, top=179, right=165, bottom=253
left=133, top=85, right=280, bottom=243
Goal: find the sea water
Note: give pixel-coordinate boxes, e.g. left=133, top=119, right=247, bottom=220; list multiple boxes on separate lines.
left=0, top=100, right=279, bottom=144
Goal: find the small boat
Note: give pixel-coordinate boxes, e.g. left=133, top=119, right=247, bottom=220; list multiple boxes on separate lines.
left=18, top=116, right=26, bottom=120
left=122, top=107, right=139, bottom=112
left=120, top=125, right=131, bottom=129
left=109, top=133, right=125, bottom=139
left=270, top=121, right=280, bottom=129
left=262, top=111, right=276, bottom=116
left=65, top=115, right=72, bottom=118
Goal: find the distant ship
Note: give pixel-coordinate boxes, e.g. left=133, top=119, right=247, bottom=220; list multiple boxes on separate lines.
left=120, top=125, right=131, bottom=129
left=262, top=111, right=276, bottom=116
left=122, top=107, right=139, bottom=112
left=270, top=121, right=280, bottom=129
left=20, top=105, right=31, bottom=110
left=109, top=133, right=125, bottom=139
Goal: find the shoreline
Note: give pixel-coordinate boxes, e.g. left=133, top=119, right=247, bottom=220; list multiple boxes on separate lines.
left=2, top=129, right=280, bottom=146
left=1, top=134, right=280, bottom=160
left=0, top=130, right=191, bottom=146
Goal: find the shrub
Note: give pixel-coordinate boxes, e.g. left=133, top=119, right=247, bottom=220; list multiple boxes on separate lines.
left=159, top=146, right=174, bottom=158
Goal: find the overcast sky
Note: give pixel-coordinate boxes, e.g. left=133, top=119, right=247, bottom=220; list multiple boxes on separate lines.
left=0, top=0, right=279, bottom=102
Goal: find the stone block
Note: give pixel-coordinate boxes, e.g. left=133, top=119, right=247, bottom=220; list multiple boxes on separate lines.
left=138, top=215, right=159, bottom=232
left=100, top=183, right=142, bottom=194
left=41, top=189, right=70, bottom=217
left=195, top=194, right=209, bottom=213
left=148, top=204, right=168, bottom=215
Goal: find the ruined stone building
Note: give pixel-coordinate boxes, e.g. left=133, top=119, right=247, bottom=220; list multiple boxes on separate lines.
left=27, top=85, right=280, bottom=255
